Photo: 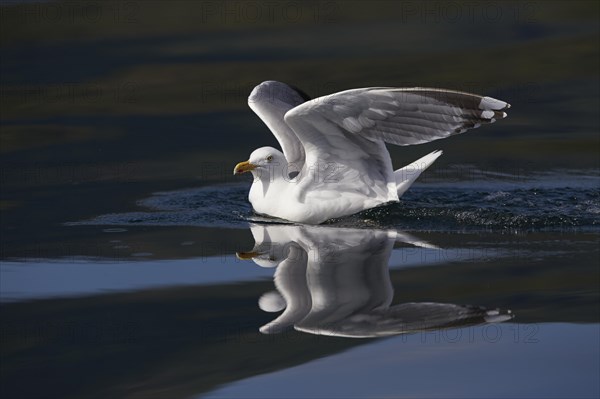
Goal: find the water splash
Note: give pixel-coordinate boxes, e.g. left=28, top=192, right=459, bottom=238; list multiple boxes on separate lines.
left=70, top=171, right=600, bottom=232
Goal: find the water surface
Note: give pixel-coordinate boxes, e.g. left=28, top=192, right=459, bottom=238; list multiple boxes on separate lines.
left=1, top=1, right=599, bottom=398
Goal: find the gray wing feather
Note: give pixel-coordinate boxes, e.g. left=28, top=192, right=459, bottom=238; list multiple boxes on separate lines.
left=285, top=87, right=510, bottom=147
left=248, top=81, right=308, bottom=169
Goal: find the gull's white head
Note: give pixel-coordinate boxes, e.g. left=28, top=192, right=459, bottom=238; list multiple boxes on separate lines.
left=233, top=146, right=287, bottom=180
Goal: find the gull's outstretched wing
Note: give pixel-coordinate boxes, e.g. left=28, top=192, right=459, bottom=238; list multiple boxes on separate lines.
left=248, top=81, right=310, bottom=170
left=285, top=87, right=510, bottom=148
left=284, top=87, right=509, bottom=201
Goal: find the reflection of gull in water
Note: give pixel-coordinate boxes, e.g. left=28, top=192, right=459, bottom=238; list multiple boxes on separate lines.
left=238, top=224, right=513, bottom=338
left=233, top=81, right=510, bottom=224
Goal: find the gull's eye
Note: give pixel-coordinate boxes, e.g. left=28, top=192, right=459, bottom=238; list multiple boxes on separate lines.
left=266, top=155, right=273, bottom=162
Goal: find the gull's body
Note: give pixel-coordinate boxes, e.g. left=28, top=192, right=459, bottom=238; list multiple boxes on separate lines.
left=235, top=81, right=510, bottom=224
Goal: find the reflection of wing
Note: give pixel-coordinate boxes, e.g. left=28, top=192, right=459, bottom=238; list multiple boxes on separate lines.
left=260, top=244, right=311, bottom=334
left=243, top=224, right=513, bottom=338
left=297, top=302, right=512, bottom=338
left=285, top=87, right=509, bottom=201
left=298, top=228, right=395, bottom=328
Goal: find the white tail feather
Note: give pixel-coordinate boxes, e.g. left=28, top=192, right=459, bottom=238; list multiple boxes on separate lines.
left=394, top=150, right=443, bottom=197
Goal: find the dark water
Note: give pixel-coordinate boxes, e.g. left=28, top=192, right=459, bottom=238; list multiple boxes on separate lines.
left=68, top=170, right=600, bottom=231
left=2, top=173, right=599, bottom=399
left=1, top=1, right=599, bottom=398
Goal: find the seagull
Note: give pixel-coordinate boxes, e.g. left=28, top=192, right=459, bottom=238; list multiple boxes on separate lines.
left=234, top=81, right=510, bottom=224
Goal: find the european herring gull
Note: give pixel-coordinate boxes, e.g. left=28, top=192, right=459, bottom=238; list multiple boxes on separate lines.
left=234, top=81, right=509, bottom=224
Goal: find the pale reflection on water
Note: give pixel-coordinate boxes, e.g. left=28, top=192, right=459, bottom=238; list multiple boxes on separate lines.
left=1, top=1, right=598, bottom=398
left=239, top=224, right=512, bottom=338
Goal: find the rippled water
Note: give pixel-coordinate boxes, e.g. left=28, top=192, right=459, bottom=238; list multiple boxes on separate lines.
left=71, top=170, right=600, bottom=231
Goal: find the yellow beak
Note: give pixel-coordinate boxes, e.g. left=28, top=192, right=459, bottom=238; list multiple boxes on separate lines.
left=233, top=160, right=257, bottom=175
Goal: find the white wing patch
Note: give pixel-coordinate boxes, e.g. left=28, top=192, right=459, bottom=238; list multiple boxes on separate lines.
left=287, top=87, right=510, bottom=149
left=248, top=81, right=310, bottom=170
left=283, top=87, right=509, bottom=210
